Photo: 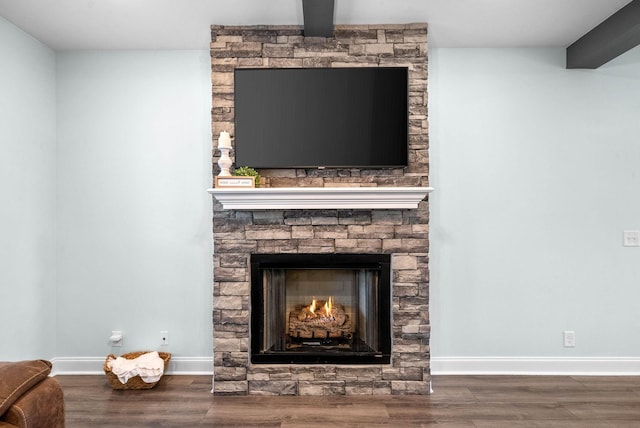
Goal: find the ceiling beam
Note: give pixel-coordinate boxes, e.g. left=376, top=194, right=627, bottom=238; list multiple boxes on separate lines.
left=302, top=0, right=335, bottom=38
left=567, top=0, right=640, bottom=69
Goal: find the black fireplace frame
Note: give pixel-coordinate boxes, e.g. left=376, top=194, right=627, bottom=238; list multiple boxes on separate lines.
left=250, top=253, right=392, bottom=364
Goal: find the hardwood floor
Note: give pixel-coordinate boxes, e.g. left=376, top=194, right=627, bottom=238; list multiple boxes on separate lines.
left=56, top=375, right=640, bottom=427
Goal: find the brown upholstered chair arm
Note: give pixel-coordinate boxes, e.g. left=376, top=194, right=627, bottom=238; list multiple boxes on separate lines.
left=1, top=377, right=64, bottom=428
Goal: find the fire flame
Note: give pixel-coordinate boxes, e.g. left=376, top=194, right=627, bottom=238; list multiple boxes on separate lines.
left=324, top=296, right=333, bottom=316
left=306, top=296, right=334, bottom=319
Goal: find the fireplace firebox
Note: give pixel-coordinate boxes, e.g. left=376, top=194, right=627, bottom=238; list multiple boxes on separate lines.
left=251, top=254, right=391, bottom=364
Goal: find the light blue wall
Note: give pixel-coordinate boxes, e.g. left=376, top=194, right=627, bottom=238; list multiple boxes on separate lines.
left=3, top=9, right=639, bottom=368
left=429, top=47, right=640, bottom=358
left=55, top=51, right=213, bottom=359
left=0, top=17, right=57, bottom=360
left=1, top=15, right=212, bottom=365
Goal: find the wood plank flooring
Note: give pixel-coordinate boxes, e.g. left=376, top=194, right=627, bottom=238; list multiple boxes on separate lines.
left=55, top=375, right=640, bottom=427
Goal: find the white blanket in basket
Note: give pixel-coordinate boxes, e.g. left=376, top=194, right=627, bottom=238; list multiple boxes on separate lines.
left=108, top=351, right=165, bottom=384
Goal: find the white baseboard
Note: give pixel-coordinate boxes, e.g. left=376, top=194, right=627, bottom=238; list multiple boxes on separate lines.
left=51, top=356, right=213, bottom=376
left=51, top=356, right=639, bottom=376
left=431, top=356, right=640, bottom=376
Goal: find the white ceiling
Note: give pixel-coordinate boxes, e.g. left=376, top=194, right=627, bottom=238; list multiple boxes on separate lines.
left=0, top=0, right=632, bottom=51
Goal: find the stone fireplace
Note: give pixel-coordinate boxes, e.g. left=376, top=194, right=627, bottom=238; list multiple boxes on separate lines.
left=250, top=253, right=392, bottom=365
left=210, top=23, right=429, bottom=395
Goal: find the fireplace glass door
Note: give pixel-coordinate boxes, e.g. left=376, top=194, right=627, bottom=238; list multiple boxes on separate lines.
left=251, top=254, right=391, bottom=364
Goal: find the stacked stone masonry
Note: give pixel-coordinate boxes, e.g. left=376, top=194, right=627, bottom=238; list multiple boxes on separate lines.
left=211, top=24, right=429, bottom=395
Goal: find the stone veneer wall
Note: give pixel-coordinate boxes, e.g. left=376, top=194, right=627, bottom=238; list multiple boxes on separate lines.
left=210, top=24, right=429, bottom=395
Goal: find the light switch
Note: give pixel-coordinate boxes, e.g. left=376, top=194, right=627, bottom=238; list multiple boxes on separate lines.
left=623, top=230, right=640, bottom=247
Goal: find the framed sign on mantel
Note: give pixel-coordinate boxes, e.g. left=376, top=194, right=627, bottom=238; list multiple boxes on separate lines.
left=215, top=176, right=256, bottom=188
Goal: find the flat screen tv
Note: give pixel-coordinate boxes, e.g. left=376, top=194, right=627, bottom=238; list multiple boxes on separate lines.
left=233, top=67, right=408, bottom=169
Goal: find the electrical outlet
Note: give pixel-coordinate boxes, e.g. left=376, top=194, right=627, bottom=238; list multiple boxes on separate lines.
left=563, top=331, right=576, bottom=348
left=160, top=331, right=169, bottom=346
left=109, top=331, right=123, bottom=347
left=623, top=230, right=640, bottom=247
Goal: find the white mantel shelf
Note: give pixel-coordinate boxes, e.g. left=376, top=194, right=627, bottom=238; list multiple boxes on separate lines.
left=207, top=186, right=434, bottom=210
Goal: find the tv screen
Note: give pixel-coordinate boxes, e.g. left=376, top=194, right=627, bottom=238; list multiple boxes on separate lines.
left=233, top=67, right=408, bottom=169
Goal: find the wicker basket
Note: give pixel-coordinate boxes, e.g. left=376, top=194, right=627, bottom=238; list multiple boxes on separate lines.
left=104, top=351, right=171, bottom=390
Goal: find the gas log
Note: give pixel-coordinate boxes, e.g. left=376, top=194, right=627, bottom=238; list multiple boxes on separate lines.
left=288, top=300, right=352, bottom=339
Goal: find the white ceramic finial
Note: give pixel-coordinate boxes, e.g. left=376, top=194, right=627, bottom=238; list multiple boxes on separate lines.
left=217, top=131, right=232, bottom=176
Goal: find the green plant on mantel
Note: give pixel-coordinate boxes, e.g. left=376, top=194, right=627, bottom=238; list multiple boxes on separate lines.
left=232, top=166, right=261, bottom=187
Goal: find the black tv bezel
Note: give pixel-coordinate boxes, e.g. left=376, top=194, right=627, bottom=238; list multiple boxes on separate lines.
left=233, top=66, right=409, bottom=170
